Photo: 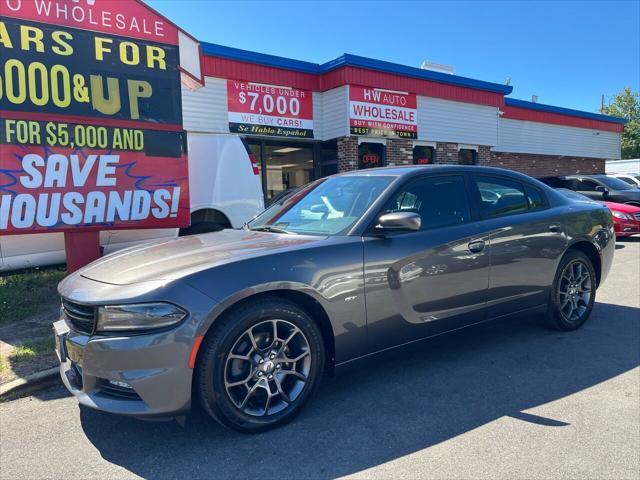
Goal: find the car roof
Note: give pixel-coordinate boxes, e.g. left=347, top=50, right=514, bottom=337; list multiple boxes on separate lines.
left=337, top=164, right=541, bottom=183
left=558, top=174, right=607, bottom=180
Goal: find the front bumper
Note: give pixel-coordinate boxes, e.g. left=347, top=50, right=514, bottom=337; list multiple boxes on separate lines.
left=614, top=219, right=640, bottom=237
left=53, top=318, right=195, bottom=417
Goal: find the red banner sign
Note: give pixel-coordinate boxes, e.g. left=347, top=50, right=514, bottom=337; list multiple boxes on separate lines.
left=0, top=0, right=189, bottom=235
left=0, top=0, right=179, bottom=44
left=0, top=142, right=189, bottom=233
left=349, top=85, right=418, bottom=139
left=227, top=80, right=314, bottom=138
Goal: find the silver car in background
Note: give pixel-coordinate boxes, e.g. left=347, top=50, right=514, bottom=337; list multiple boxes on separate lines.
left=54, top=166, right=614, bottom=432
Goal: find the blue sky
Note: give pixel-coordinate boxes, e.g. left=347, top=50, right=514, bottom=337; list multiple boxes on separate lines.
left=147, top=0, right=639, bottom=113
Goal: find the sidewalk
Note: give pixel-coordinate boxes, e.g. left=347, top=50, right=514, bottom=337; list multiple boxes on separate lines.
left=0, top=266, right=66, bottom=399
left=0, top=308, right=61, bottom=398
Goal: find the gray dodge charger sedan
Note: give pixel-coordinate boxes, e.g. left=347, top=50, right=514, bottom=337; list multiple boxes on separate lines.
left=54, top=166, right=614, bottom=432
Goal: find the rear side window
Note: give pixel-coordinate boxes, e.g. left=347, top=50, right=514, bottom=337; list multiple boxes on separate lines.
left=383, top=175, right=470, bottom=230
left=524, top=185, right=546, bottom=209
left=474, top=176, right=529, bottom=218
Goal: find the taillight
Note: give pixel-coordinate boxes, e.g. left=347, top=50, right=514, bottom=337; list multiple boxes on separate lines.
left=248, top=153, right=260, bottom=175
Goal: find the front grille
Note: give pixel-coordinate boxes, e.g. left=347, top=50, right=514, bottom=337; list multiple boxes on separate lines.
left=62, top=299, right=96, bottom=334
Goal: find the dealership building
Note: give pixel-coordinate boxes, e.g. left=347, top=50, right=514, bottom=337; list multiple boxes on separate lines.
left=181, top=42, right=625, bottom=201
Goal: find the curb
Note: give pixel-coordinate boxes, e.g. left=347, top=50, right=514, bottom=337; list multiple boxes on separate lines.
left=0, top=367, right=61, bottom=401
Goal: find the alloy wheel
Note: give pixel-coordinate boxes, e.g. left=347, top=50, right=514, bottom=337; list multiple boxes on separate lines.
left=558, top=259, right=592, bottom=324
left=223, top=319, right=312, bottom=417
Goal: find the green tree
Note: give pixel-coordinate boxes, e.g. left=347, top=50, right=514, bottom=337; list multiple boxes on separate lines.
left=602, top=87, right=640, bottom=159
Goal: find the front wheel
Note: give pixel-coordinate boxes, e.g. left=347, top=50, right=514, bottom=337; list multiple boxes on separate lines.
left=546, top=250, right=596, bottom=331
left=196, top=299, right=325, bottom=433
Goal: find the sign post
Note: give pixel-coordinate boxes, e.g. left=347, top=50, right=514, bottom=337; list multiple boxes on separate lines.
left=0, top=0, right=202, bottom=272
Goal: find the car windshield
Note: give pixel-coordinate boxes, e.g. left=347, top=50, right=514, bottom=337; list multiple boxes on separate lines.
left=247, top=175, right=395, bottom=235
left=598, top=176, right=635, bottom=190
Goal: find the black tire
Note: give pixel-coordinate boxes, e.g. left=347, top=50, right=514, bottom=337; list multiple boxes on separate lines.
left=179, top=222, right=224, bottom=236
left=197, top=298, right=325, bottom=433
left=546, top=250, right=597, bottom=331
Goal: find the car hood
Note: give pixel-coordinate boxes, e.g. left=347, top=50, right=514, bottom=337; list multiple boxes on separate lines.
left=79, top=229, right=326, bottom=285
left=603, top=201, right=640, bottom=214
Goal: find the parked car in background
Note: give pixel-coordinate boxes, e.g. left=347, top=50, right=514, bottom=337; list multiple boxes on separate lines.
left=607, top=173, right=640, bottom=188
left=54, top=165, right=614, bottom=432
left=556, top=189, right=640, bottom=238
left=0, top=134, right=264, bottom=272
left=539, top=175, right=640, bottom=206
left=606, top=202, right=640, bottom=237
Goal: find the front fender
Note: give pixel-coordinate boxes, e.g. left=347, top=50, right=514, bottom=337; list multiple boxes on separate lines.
left=183, top=238, right=368, bottom=364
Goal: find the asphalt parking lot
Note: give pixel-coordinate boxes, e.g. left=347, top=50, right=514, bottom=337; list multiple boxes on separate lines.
left=1, top=239, right=638, bottom=480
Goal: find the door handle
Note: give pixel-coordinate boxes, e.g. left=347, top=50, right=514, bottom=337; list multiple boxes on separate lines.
left=468, top=240, right=485, bottom=253
left=548, top=224, right=561, bottom=233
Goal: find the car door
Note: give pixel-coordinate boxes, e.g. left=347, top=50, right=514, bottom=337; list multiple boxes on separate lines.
left=470, top=175, right=568, bottom=318
left=362, top=174, right=491, bottom=353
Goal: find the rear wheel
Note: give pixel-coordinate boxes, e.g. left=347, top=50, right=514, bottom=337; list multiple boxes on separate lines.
left=546, top=250, right=596, bottom=331
left=197, top=299, right=325, bottom=433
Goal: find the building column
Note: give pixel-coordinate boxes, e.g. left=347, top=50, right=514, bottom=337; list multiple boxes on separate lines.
left=337, top=136, right=358, bottom=173
left=435, top=142, right=459, bottom=164
left=385, top=139, right=413, bottom=166
left=477, top=145, right=492, bottom=166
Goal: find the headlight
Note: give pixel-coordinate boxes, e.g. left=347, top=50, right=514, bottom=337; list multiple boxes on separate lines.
left=97, top=303, right=187, bottom=332
left=611, top=210, right=631, bottom=220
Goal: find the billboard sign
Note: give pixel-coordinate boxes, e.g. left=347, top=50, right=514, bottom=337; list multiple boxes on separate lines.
left=0, top=0, right=191, bottom=235
left=349, top=85, right=417, bottom=139
left=227, top=80, right=314, bottom=138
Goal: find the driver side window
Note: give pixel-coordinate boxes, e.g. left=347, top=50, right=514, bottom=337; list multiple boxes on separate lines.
left=383, top=175, right=471, bottom=230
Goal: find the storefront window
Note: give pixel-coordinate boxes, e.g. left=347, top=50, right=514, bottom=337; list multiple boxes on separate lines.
left=458, top=148, right=477, bottom=165
left=413, top=145, right=435, bottom=165
left=264, top=145, right=313, bottom=200
left=358, top=142, right=385, bottom=169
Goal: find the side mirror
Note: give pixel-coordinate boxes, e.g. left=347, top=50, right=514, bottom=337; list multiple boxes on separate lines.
left=376, top=212, right=421, bottom=232
left=595, top=185, right=609, bottom=196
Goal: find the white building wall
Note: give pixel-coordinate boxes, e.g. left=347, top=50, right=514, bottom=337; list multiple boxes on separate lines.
left=606, top=159, right=640, bottom=173
left=495, top=118, right=621, bottom=159
left=312, top=92, right=323, bottom=140
left=417, top=97, right=499, bottom=146
left=318, top=86, right=349, bottom=140
left=181, top=77, right=229, bottom=133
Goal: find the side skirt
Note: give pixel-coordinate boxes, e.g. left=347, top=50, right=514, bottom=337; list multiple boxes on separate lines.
left=333, top=304, right=548, bottom=375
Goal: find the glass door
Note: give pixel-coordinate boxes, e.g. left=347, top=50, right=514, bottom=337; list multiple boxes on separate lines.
left=248, top=140, right=316, bottom=203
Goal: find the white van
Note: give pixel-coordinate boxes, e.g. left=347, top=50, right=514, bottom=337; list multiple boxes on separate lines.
left=0, top=134, right=264, bottom=271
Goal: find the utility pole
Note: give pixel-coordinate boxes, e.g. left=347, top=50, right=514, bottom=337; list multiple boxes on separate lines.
left=601, top=94, right=605, bottom=113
